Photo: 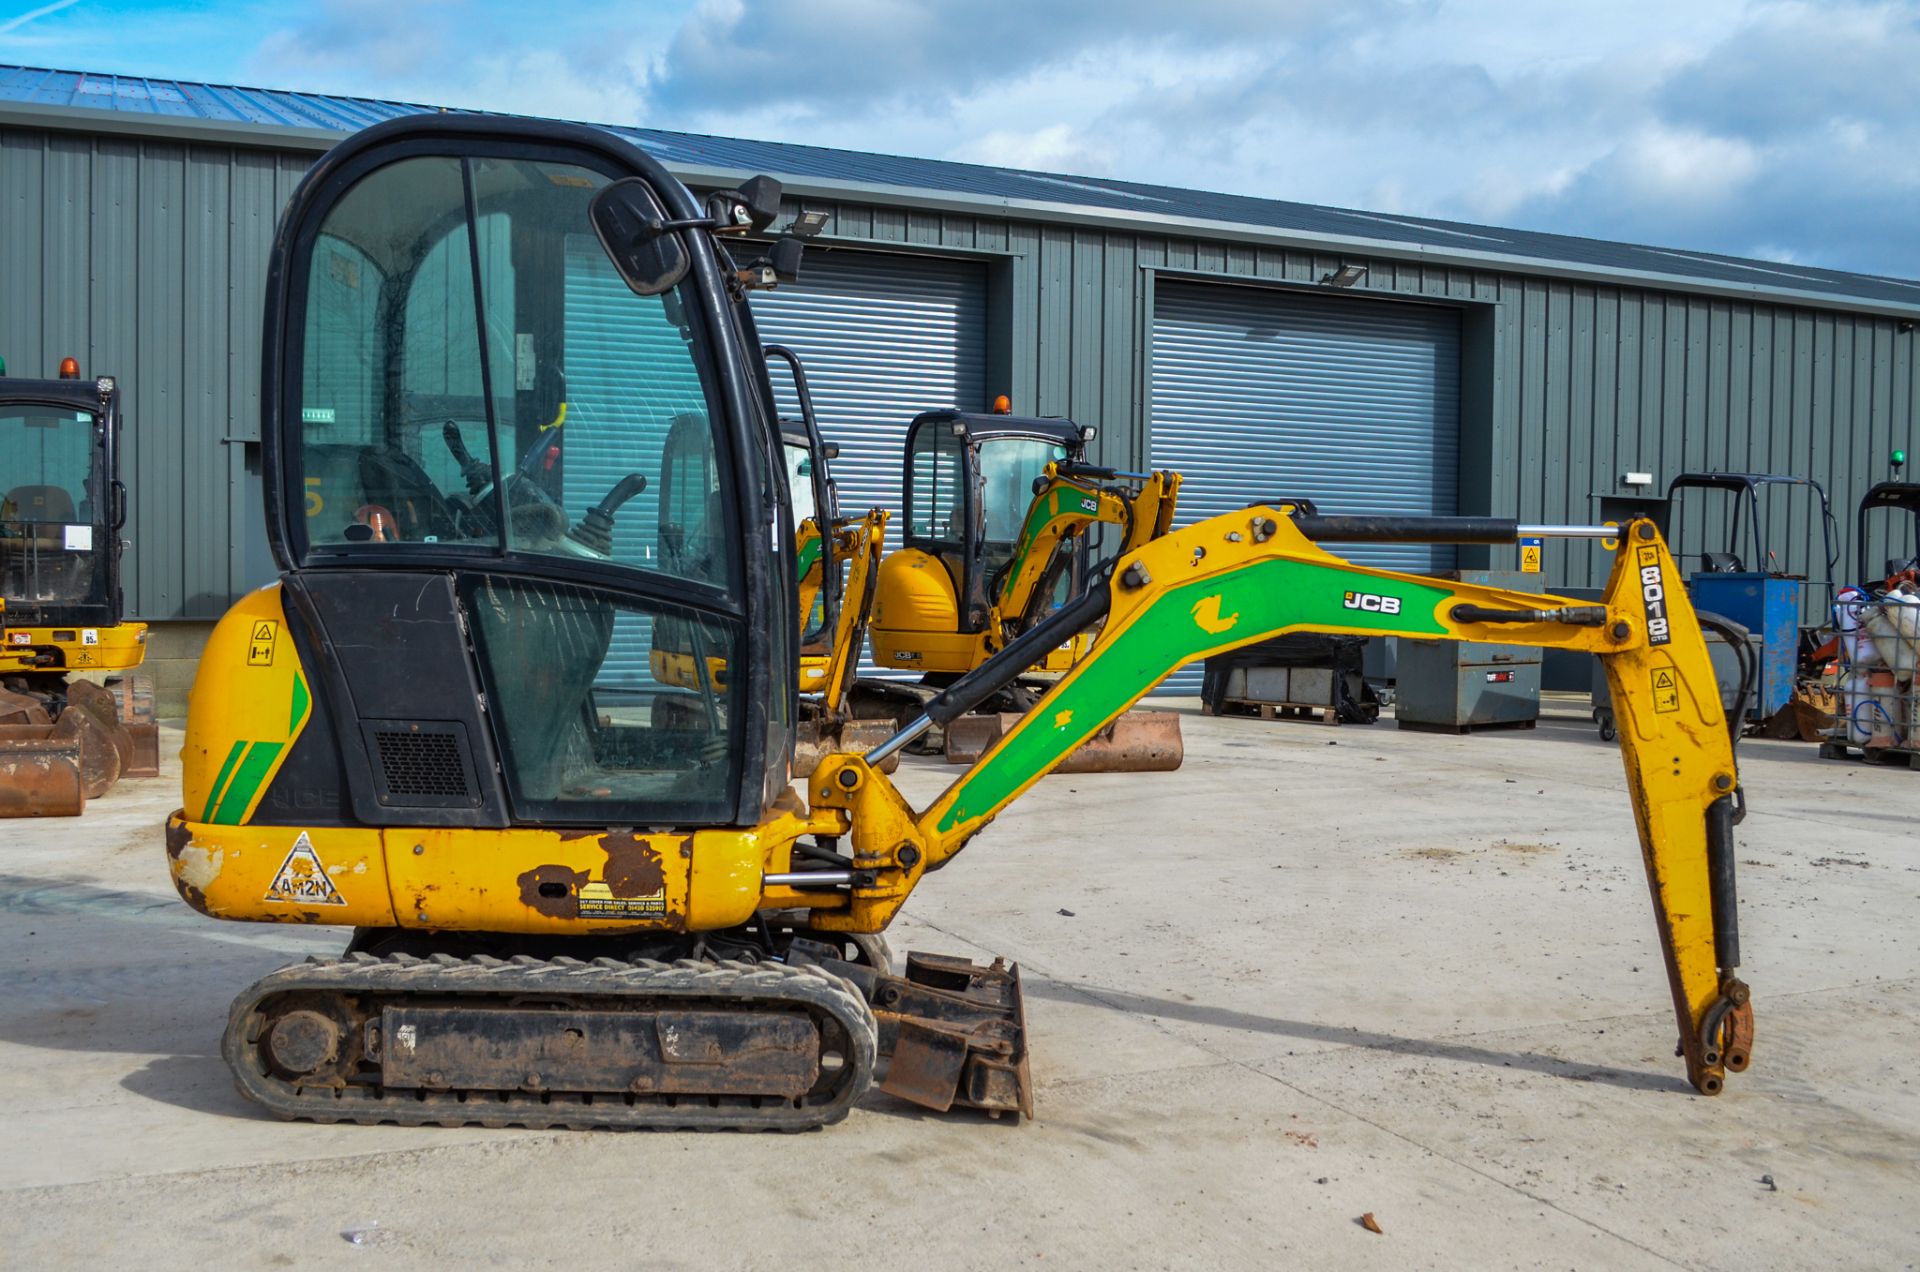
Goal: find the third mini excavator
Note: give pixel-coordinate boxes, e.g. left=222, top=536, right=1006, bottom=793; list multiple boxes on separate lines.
left=165, top=115, right=1756, bottom=1129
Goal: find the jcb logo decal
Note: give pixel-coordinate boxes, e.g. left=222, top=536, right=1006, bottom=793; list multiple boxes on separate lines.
left=1342, top=591, right=1402, bottom=616
left=1079, top=497, right=1099, bottom=514
left=1637, top=547, right=1671, bottom=646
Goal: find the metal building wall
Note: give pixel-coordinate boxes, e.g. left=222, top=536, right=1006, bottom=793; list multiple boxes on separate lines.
left=0, top=123, right=311, bottom=620
left=782, top=196, right=1918, bottom=599
left=3, top=114, right=1915, bottom=628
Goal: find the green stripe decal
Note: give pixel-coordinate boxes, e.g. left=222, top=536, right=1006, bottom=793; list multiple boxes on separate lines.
left=290, top=670, right=310, bottom=735
left=1000, top=487, right=1077, bottom=608
left=201, top=740, right=248, bottom=822
left=935, top=557, right=1451, bottom=834
left=794, top=536, right=822, bottom=583
left=209, top=741, right=284, bottom=825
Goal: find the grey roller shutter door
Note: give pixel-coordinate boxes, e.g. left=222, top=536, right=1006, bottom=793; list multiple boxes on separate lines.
left=1150, top=280, right=1461, bottom=692
left=752, top=249, right=988, bottom=671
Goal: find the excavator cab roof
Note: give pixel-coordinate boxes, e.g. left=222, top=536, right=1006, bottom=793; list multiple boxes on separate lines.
left=907, top=409, right=1089, bottom=453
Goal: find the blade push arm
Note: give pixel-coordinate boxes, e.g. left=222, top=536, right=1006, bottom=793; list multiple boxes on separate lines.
left=809, top=508, right=1751, bottom=1095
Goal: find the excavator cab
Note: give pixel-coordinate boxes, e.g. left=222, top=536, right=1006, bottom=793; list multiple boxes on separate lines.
left=873, top=410, right=1089, bottom=674
left=0, top=365, right=157, bottom=815
left=0, top=370, right=124, bottom=635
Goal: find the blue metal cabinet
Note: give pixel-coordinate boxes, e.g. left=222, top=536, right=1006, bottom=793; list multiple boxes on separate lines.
left=1687, top=573, right=1799, bottom=718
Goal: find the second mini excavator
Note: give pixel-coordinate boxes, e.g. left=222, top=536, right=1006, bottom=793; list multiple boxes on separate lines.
left=165, top=114, right=1756, bottom=1130
left=863, top=407, right=1185, bottom=769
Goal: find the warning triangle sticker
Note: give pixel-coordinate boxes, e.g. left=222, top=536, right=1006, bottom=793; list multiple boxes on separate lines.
left=252, top=620, right=277, bottom=641
left=1652, top=669, right=1676, bottom=690
left=263, top=832, right=348, bottom=906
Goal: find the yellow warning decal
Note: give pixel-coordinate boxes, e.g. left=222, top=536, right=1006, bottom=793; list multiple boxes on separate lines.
left=1650, top=667, right=1680, bottom=714
left=247, top=620, right=278, bottom=666
left=264, top=833, right=347, bottom=906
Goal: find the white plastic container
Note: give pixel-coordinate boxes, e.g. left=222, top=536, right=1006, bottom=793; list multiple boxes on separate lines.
left=1835, top=588, right=1881, bottom=667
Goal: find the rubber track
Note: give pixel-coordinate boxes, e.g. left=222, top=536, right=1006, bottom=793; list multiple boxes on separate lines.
left=223, top=952, right=878, bottom=1131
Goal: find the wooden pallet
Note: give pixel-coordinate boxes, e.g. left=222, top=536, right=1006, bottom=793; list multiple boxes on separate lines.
left=1209, top=696, right=1339, bottom=726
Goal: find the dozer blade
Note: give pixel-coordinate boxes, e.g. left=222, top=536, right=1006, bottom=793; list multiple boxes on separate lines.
left=809, top=951, right=1034, bottom=1119
left=945, top=709, right=1184, bottom=773
left=794, top=717, right=902, bottom=777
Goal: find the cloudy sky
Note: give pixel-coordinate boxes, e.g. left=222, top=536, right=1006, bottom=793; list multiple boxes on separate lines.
left=5, top=0, right=1917, bottom=278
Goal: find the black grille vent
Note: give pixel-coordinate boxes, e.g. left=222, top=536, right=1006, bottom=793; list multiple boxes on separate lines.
left=361, top=721, right=480, bottom=807
left=374, top=730, right=469, bottom=796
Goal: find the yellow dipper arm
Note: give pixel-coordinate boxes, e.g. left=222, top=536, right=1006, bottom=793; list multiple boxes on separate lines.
left=818, top=508, right=888, bottom=714
left=808, top=507, right=1752, bottom=1096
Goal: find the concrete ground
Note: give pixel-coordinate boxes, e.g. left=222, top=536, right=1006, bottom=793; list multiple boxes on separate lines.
left=0, top=703, right=1915, bottom=1270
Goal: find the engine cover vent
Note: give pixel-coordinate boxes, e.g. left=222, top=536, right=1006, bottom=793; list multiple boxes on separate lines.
left=361, top=721, right=482, bottom=808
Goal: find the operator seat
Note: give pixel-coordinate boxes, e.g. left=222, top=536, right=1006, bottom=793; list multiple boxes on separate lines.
left=2, top=485, right=78, bottom=546
left=1, top=485, right=85, bottom=599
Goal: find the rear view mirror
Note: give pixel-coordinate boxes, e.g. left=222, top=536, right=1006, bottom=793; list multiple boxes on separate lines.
left=820, top=442, right=840, bottom=461
left=767, top=236, right=805, bottom=283
left=590, top=178, right=690, bottom=296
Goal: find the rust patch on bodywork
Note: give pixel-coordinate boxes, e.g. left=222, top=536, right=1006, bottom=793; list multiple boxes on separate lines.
left=517, top=864, right=588, bottom=918
left=175, top=879, right=211, bottom=915
left=600, top=832, right=667, bottom=900
left=165, top=817, right=193, bottom=860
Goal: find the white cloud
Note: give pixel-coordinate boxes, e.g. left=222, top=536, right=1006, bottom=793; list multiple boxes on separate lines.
left=29, top=0, right=1905, bottom=278
left=0, top=0, right=79, bottom=39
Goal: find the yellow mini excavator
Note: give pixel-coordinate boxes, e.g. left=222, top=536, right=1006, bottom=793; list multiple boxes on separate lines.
left=165, top=116, right=1755, bottom=1129
left=863, top=408, right=1185, bottom=769
left=1, top=359, right=158, bottom=816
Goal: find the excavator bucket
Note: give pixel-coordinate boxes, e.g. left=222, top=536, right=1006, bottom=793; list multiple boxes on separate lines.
left=0, top=679, right=150, bottom=817
left=945, top=708, right=1185, bottom=773
left=0, top=688, right=84, bottom=816
left=0, top=726, right=88, bottom=816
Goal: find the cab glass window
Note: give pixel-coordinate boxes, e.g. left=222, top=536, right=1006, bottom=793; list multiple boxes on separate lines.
left=908, top=422, right=964, bottom=542
left=296, top=153, right=736, bottom=594
left=0, top=405, right=103, bottom=606
left=464, top=574, right=739, bottom=821
left=978, top=437, right=1067, bottom=544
